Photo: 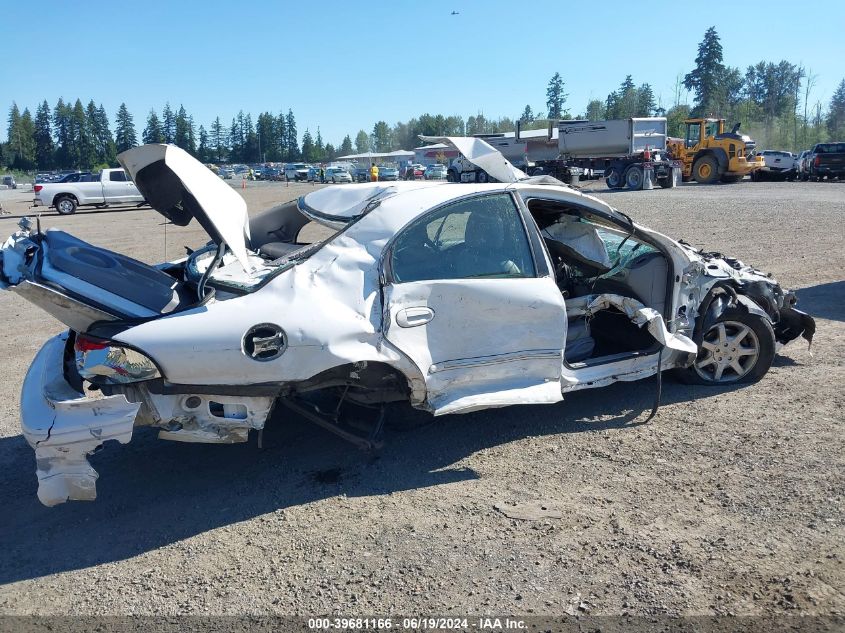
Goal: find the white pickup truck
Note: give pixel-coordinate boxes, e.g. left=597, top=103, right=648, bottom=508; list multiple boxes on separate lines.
left=33, top=168, right=146, bottom=215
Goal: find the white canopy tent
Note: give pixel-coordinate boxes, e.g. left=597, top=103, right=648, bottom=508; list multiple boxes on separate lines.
left=335, top=150, right=414, bottom=162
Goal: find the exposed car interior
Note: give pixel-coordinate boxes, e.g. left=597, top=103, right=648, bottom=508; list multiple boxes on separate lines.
left=248, top=200, right=314, bottom=259
left=525, top=198, right=671, bottom=365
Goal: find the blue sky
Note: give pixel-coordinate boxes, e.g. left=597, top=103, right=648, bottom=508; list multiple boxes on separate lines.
left=4, top=0, right=844, bottom=145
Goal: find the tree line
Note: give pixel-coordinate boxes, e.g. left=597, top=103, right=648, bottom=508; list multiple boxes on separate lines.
left=3, top=26, right=844, bottom=172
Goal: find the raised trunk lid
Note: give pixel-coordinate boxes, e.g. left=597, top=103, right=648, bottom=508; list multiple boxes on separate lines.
left=118, top=144, right=252, bottom=272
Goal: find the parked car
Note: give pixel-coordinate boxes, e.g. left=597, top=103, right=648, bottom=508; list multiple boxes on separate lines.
left=285, top=163, right=309, bottom=181
left=424, top=164, right=448, bottom=180
left=32, top=168, right=145, bottom=214
left=325, top=167, right=352, bottom=183
left=307, top=166, right=324, bottom=182
left=807, top=142, right=845, bottom=181
left=55, top=172, right=94, bottom=183
left=1, top=175, right=16, bottom=189
left=0, top=142, right=814, bottom=506
left=378, top=165, right=399, bottom=181
left=752, top=150, right=796, bottom=181
left=402, top=164, right=424, bottom=180
left=219, top=168, right=235, bottom=180
left=353, top=166, right=373, bottom=182
left=263, top=167, right=282, bottom=181
left=794, top=150, right=812, bottom=181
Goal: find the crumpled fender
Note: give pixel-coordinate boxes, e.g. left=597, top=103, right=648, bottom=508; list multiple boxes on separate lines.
left=735, top=294, right=773, bottom=322
left=21, top=333, right=140, bottom=506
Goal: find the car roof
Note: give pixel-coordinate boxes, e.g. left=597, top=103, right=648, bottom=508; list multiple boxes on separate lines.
left=300, top=181, right=626, bottom=233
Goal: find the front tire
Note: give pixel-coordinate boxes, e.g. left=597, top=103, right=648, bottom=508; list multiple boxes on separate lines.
left=55, top=196, right=77, bottom=215
left=676, top=309, right=776, bottom=385
left=693, top=156, right=720, bottom=184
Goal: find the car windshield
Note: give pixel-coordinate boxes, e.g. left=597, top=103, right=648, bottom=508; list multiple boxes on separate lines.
left=816, top=143, right=845, bottom=153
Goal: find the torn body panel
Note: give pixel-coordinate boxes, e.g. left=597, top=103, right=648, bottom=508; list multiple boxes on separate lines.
left=675, top=244, right=815, bottom=349
left=23, top=333, right=276, bottom=505
left=22, top=333, right=140, bottom=506
left=583, top=294, right=697, bottom=354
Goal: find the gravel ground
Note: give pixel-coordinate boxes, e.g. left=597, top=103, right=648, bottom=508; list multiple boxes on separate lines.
left=0, top=179, right=842, bottom=618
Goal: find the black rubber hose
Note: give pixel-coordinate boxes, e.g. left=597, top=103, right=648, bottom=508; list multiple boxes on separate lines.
left=197, top=241, right=226, bottom=300
left=643, top=347, right=663, bottom=424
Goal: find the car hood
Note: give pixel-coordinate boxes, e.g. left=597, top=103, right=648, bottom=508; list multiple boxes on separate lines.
left=419, top=135, right=527, bottom=182
left=118, top=144, right=252, bottom=272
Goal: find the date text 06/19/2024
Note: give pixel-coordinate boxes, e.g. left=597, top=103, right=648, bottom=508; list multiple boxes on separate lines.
left=307, top=617, right=527, bottom=630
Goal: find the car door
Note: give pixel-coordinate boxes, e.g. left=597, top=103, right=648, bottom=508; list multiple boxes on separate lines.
left=102, top=170, right=143, bottom=203
left=382, top=192, right=566, bottom=416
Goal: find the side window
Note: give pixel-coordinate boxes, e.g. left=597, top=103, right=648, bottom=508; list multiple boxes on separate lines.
left=391, top=193, right=536, bottom=283
left=685, top=123, right=701, bottom=148
left=109, top=170, right=128, bottom=182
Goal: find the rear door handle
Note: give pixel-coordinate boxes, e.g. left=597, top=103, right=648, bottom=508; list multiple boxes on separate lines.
left=396, top=307, right=434, bottom=328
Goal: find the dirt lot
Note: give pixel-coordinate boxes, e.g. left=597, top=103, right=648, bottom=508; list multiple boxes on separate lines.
left=0, top=179, right=842, bottom=618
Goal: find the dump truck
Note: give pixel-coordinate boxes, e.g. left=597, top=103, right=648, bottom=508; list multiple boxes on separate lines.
left=666, top=118, right=764, bottom=183
left=471, top=118, right=680, bottom=190
left=425, top=118, right=683, bottom=191
left=554, top=118, right=680, bottom=189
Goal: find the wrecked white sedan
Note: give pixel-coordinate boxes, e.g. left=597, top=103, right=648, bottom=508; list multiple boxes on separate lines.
left=1, top=143, right=814, bottom=506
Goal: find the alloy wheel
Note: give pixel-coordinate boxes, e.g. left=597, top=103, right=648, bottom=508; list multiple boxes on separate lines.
left=694, top=320, right=760, bottom=383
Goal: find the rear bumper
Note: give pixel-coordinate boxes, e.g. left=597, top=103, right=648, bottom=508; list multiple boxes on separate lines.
left=21, top=333, right=140, bottom=506
left=812, top=165, right=845, bottom=176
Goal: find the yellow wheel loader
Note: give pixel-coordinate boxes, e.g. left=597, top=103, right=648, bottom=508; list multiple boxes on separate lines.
left=667, top=118, right=764, bottom=184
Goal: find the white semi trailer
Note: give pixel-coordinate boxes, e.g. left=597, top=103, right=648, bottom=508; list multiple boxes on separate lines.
left=470, top=118, right=680, bottom=190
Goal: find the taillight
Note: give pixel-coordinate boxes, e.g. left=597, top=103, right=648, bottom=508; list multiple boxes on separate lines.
left=74, top=334, right=109, bottom=352
left=74, top=333, right=160, bottom=384
left=814, top=156, right=821, bottom=167
left=33, top=185, right=43, bottom=192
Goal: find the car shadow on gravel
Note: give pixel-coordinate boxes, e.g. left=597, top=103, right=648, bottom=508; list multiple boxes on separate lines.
left=0, top=377, right=744, bottom=584
left=795, top=280, right=845, bottom=322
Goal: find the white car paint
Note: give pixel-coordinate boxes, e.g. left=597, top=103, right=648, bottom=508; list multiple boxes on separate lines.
left=0, top=142, right=814, bottom=506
